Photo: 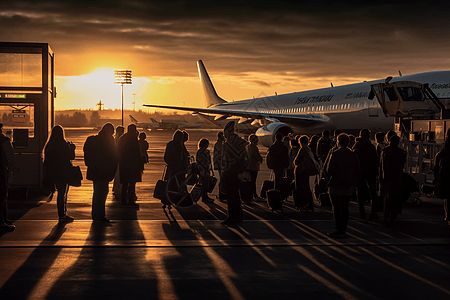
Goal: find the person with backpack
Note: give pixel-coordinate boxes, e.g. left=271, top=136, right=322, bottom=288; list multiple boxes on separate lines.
left=84, top=123, right=118, bottom=222
left=266, top=133, right=289, bottom=190
left=221, top=121, right=249, bottom=226
left=434, top=138, right=450, bottom=225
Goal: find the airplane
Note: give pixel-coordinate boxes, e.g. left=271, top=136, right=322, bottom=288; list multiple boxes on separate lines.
left=129, top=115, right=203, bottom=131
left=158, top=118, right=203, bottom=130
left=143, top=60, right=450, bottom=147
left=129, top=115, right=160, bottom=130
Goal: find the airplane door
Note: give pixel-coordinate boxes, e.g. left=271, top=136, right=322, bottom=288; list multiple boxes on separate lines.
left=368, top=98, right=379, bottom=117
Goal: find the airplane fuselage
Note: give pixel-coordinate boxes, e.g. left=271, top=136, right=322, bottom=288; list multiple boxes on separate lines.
left=208, top=71, right=450, bottom=135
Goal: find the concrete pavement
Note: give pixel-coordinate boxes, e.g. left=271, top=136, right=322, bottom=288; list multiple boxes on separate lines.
left=1, top=129, right=450, bottom=300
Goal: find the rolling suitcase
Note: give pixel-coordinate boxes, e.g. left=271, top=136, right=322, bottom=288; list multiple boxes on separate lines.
left=153, top=166, right=172, bottom=208
left=260, top=172, right=274, bottom=198
left=267, top=189, right=283, bottom=212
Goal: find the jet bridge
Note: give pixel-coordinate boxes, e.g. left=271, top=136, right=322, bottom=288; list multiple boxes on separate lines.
left=369, top=79, right=448, bottom=138
left=0, top=42, right=55, bottom=188
left=369, top=79, right=450, bottom=200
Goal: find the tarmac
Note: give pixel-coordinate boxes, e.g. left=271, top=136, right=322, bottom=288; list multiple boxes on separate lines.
left=1, top=128, right=450, bottom=300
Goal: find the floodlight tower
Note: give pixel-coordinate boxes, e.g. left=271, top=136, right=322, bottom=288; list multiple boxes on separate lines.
left=114, top=70, right=132, bottom=126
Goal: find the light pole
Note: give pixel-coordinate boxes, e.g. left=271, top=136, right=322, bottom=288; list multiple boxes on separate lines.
left=114, top=70, right=132, bottom=126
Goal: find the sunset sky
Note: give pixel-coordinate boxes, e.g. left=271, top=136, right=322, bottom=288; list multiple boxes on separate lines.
left=1, top=1, right=450, bottom=110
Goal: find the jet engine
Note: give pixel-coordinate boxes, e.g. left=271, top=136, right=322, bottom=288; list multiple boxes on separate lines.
left=255, top=122, right=293, bottom=147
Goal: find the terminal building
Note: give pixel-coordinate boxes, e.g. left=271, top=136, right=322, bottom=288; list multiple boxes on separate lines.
left=0, top=42, right=55, bottom=189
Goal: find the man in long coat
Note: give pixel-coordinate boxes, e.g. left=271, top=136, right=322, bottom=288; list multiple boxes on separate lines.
left=118, top=124, right=144, bottom=207
left=381, top=134, right=406, bottom=227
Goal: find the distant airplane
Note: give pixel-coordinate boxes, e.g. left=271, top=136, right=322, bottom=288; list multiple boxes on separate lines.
left=159, top=118, right=203, bottom=130
left=129, top=115, right=203, bottom=131
left=144, top=60, right=450, bottom=147
left=129, top=115, right=160, bottom=130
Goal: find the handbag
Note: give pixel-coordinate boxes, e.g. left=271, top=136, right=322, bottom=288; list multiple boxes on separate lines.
left=67, top=165, right=83, bottom=187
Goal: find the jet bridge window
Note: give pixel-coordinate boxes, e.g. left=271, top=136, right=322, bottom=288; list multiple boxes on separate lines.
left=397, top=87, right=423, bottom=101
left=383, top=87, right=398, bottom=102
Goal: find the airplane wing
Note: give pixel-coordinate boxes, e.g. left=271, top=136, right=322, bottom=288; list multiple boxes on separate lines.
left=142, top=103, right=330, bottom=127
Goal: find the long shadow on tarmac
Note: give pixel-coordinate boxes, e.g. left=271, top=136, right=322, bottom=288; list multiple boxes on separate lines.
left=43, top=205, right=160, bottom=300
left=0, top=222, right=68, bottom=298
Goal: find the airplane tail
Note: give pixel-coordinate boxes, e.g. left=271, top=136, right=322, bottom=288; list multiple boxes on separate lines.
left=197, top=60, right=227, bottom=107
left=129, top=115, right=139, bottom=123
left=150, top=118, right=158, bottom=123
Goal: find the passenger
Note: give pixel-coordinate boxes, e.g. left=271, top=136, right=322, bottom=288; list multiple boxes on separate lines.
left=221, top=121, right=249, bottom=226
left=139, top=132, right=149, bottom=164
left=434, top=138, right=450, bottom=225
left=266, top=133, right=289, bottom=190
left=43, top=125, right=76, bottom=223
left=0, top=124, right=15, bottom=231
left=164, top=130, right=186, bottom=181
left=287, top=138, right=300, bottom=183
left=83, top=123, right=118, bottom=222
left=294, top=135, right=316, bottom=211
left=352, top=129, right=378, bottom=220
left=213, top=132, right=226, bottom=202
left=317, top=130, right=332, bottom=166
left=380, top=134, right=406, bottom=228
left=118, top=124, right=144, bottom=207
left=246, top=134, right=264, bottom=201
left=113, top=125, right=124, bottom=199
left=348, top=134, right=356, bottom=148
left=375, top=131, right=385, bottom=161
left=385, top=130, right=396, bottom=145
left=283, top=136, right=291, bottom=153
left=331, top=129, right=342, bottom=148
left=326, top=133, right=360, bottom=237
left=308, top=135, right=320, bottom=161
left=196, top=138, right=214, bottom=203
left=182, top=130, right=191, bottom=172
left=115, top=126, right=125, bottom=145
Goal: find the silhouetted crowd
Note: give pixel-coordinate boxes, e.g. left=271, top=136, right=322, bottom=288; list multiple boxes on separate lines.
left=1, top=121, right=450, bottom=234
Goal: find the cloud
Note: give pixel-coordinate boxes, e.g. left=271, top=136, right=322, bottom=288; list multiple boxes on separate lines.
left=2, top=0, right=450, bottom=81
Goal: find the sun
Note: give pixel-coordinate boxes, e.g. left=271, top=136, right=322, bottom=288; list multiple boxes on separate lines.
left=56, top=68, right=127, bottom=110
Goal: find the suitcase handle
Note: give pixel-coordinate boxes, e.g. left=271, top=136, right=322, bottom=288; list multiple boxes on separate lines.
left=162, top=165, right=168, bottom=181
